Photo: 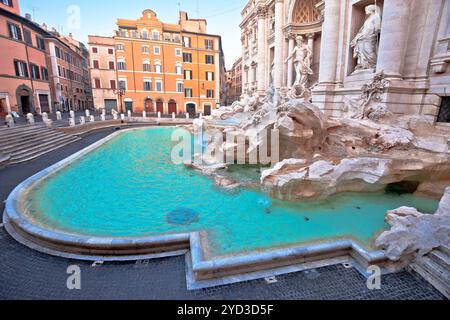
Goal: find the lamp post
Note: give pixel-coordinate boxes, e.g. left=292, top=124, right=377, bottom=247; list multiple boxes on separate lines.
left=114, top=87, right=126, bottom=113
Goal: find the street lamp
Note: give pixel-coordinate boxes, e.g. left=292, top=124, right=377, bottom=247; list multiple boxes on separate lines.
left=113, top=87, right=126, bottom=113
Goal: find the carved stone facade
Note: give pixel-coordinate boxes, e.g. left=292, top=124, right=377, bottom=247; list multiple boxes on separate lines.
left=240, top=0, right=323, bottom=95
left=240, top=0, right=450, bottom=124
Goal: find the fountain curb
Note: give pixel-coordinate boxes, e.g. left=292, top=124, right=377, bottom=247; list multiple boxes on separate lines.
left=3, top=127, right=391, bottom=285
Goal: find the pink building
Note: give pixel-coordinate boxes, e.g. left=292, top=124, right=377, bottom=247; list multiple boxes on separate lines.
left=0, top=1, right=52, bottom=118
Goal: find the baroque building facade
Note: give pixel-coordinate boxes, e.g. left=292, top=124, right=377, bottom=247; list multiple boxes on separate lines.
left=240, top=0, right=450, bottom=123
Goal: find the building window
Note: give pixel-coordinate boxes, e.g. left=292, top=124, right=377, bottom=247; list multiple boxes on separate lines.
left=57, top=65, right=61, bottom=77
left=2, top=0, right=13, bottom=7
left=184, top=70, right=192, bottom=80
left=141, top=30, right=148, bottom=39
left=184, top=88, right=193, bottom=98
left=108, top=48, right=114, bottom=55
left=118, top=79, right=127, bottom=90
left=142, top=45, right=149, bottom=54
left=116, top=43, right=124, bottom=51
left=205, top=55, right=215, bottom=64
left=143, top=62, right=151, bottom=72
left=93, top=60, right=99, bottom=69
left=206, top=71, right=215, bottom=81
left=55, top=47, right=61, bottom=58
left=30, top=64, right=40, bottom=79
left=177, top=82, right=183, bottom=93
left=155, top=81, right=162, bottom=92
left=205, top=39, right=214, bottom=50
left=183, top=36, right=191, bottom=48
left=175, top=48, right=182, bottom=56
left=154, top=64, right=162, bottom=73
left=41, top=67, right=49, bottom=81
left=109, top=61, right=115, bottom=70
left=207, top=89, right=215, bottom=99
left=117, top=61, right=126, bottom=70
left=176, top=65, right=182, bottom=75
left=437, top=97, right=450, bottom=123
left=14, top=60, right=28, bottom=78
left=36, top=36, right=45, bottom=50
left=110, top=80, right=116, bottom=89
left=144, top=80, right=152, bottom=91
left=23, top=29, right=32, bottom=45
left=92, top=47, right=98, bottom=53
left=183, top=53, right=192, bottom=63
left=94, top=78, right=101, bottom=89
left=8, top=23, right=22, bottom=41
left=152, top=31, right=160, bottom=41
left=154, top=46, right=161, bottom=55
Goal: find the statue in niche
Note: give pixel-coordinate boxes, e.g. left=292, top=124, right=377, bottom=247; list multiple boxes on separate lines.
left=350, top=5, right=382, bottom=72
left=284, top=35, right=313, bottom=91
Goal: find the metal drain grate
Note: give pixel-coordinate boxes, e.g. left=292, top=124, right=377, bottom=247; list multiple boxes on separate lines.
left=265, top=276, right=278, bottom=284
left=343, top=263, right=353, bottom=269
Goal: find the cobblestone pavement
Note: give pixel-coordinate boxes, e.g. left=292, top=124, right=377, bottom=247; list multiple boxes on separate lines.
left=0, top=129, right=446, bottom=300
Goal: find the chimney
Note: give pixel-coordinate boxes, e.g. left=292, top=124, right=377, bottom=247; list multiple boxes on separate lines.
left=25, top=13, right=32, bottom=21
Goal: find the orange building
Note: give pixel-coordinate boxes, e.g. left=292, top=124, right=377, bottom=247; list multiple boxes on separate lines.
left=113, top=9, right=224, bottom=116
left=0, top=1, right=52, bottom=117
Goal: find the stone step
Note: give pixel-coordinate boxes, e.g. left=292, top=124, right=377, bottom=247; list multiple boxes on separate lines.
left=0, top=128, right=52, bottom=143
left=0, top=125, right=47, bottom=137
left=409, top=255, right=450, bottom=299
left=10, top=134, right=80, bottom=160
left=9, top=136, right=80, bottom=164
left=440, top=245, right=450, bottom=256
left=0, top=130, right=63, bottom=152
left=429, top=250, right=450, bottom=271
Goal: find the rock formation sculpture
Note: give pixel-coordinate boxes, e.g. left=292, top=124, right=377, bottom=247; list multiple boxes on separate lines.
left=375, top=187, right=450, bottom=263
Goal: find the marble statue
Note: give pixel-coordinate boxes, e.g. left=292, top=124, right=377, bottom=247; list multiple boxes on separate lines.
left=350, top=5, right=382, bottom=71
left=285, top=36, right=313, bottom=90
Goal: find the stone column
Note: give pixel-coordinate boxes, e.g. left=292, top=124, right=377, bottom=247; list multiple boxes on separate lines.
left=257, top=6, right=267, bottom=94
left=273, top=0, right=284, bottom=89
left=307, top=33, right=315, bottom=59
left=376, top=0, right=412, bottom=78
left=286, top=33, right=295, bottom=87
left=318, top=0, right=341, bottom=85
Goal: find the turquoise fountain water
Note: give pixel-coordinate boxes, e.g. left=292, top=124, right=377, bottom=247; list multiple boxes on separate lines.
left=25, top=127, right=439, bottom=258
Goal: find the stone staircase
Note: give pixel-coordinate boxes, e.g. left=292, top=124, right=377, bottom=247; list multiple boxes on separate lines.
left=409, top=245, right=450, bottom=299
left=0, top=125, right=81, bottom=165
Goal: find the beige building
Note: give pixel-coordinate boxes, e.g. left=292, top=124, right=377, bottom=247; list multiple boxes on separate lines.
left=225, top=57, right=243, bottom=105
left=240, top=0, right=450, bottom=123
left=88, top=36, right=118, bottom=112
left=44, top=28, right=93, bottom=112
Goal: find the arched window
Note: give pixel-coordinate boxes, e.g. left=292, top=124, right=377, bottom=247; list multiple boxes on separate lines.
left=292, top=0, right=321, bottom=24
left=152, top=30, right=160, bottom=41
left=154, top=60, right=162, bottom=73
left=143, top=60, right=151, bottom=72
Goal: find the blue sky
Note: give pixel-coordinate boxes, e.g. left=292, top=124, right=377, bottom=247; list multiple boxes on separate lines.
left=19, top=0, right=246, bottom=68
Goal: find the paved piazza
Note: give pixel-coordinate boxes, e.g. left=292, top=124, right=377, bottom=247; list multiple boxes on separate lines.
left=0, top=129, right=445, bottom=300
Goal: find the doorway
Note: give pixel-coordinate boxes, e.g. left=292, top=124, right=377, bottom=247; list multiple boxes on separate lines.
left=186, top=103, right=196, bottom=118
left=168, top=100, right=177, bottom=115
left=203, top=104, right=212, bottom=116
left=145, top=99, right=154, bottom=113
left=39, top=94, right=50, bottom=113
left=156, top=99, right=164, bottom=114
left=124, top=101, right=133, bottom=113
